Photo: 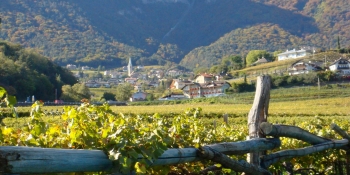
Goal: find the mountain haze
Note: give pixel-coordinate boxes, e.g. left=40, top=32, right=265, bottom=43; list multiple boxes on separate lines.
left=0, top=0, right=349, bottom=69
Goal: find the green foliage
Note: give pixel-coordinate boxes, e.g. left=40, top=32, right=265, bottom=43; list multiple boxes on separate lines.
left=0, top=87, right=17, bottom=121
left=225, top=55, right=244, bottom=70
left=318, top=71, right=336, bottom=81
left=101, top=92, right=116, bottom=101
left=228, top=82, right=255, bottom=93
left=2, top=99, right=350, bottom=174
left=245, top=50, right=272, bottom=66
left=1, top=0, right=350, bottom=69
left=146, top=93, right=154, bottom=101
left=0, top=41, right=77, bottom=100
left=115, top=83, right=133, bottom=101
left=148, top=43, right=184, bottom=64
left=272, top=75, right=289, bottom=87
left=194, top=67, right=210, bottom=75
left=61, top=83, right=91, bottom=101
left=270, top=72, right=338, bottom=89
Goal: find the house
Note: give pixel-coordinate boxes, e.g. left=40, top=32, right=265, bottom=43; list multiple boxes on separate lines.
left=159, top=92, right=186, bottom=100
left=85, top=80, right=98, bottom=88
left=81, top=66, right=91, bottom=70
left=66, top=64, right=77, bottom=70
left=193, top=73, right=214, bottom=83
left=181, top=81, right=231, bottom=99
left=278, top=48, right=313, bottom=61
left=169, top=79, right=192, bottom=89
left=166, top=70, right=183, bottom=77
left=251, top=57, right=269, bottom=66
left=107, top=78, right=119, bottom=85
left=156, top=70, right=164, bottom=78
left=288, top=60, right=322, bottom=75
left=329, top=58, right=350, bottom=75
left=130, top=72, right=140, bottom=79
left=104, top=71, right=123, bottom=78
left=134, top=83, right=142, bottom=91
left=181, top=83, right=201, bottom=98
left=124, top=78, right=137, bottom=84
left=130, top=91, right=147, bottom=102
left=147, top=81, right=159, bottom=88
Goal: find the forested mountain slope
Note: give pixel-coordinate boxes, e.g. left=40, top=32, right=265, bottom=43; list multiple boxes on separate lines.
left=0, top=0, right=349, bottom=69
left=0, top=41, right=77, bottom=100
left=180, top=0, right=350, bottom=68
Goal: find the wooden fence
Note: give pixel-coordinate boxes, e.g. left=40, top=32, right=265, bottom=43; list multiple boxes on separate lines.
left=1, top=75, right=350, bottom=174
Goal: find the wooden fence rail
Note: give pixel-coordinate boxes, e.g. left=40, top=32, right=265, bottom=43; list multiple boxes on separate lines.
left=1, top=122, right=350, bottom=174
left=2, top=75, right=350, bottom=174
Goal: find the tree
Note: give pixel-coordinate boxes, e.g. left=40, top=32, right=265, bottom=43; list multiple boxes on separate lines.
left=194, top=67, right=209, bottom=75
left=209, top=65, right=228, bottom=74
left=115, top=83, right=133, bottom=101
left=141, top=83, right=149, bottom=91
left=245, top=50, right=272, bottom=66
left=146, top=93, right=154, bottom=101
left=101, top=92, right=116, bottom=101
left=224, top=55, right=243, bottom=70
left=60, top=83, right=91, bottom=101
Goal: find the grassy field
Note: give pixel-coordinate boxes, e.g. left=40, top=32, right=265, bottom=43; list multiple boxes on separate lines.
left=4, top=96, right=350, bottom=130
left=5, top=85, right=349, bottom=130
left=12, top=85, right=350, bottom=115
left=90, top=87, right=117, bottom=101
left=111, top=96, right=350, bottom=116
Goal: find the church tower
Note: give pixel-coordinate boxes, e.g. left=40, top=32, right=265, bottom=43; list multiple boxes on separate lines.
left=127, top=57, right=132, bottom=77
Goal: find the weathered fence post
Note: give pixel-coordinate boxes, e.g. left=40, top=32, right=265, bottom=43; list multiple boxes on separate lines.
left=223, top=113, right=228, bottom=125
left=247, top=75, right=271, bottom=170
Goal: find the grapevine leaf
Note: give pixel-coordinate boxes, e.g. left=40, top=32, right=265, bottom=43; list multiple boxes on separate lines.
left=129, top=150, right=139, bottom=159
left=6, top=95, right=17, bottom=107
left=2, top=127, right=12, bottom=135
left=0, top=87, right=6, bottom=98
left=135, top=162, right=146, bottom=174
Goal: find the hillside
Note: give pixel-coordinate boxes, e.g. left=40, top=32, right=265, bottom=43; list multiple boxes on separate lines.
left=0, top=0, right=349, bottom=69
left=227, top=51, right=347, bottom=84
left=180, top=0, right=350, bottom=68
left=0, top=41, right=77, bottom=100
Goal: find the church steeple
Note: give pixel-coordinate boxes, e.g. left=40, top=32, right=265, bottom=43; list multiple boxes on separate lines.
left=127, top=57, right=132, bottom=77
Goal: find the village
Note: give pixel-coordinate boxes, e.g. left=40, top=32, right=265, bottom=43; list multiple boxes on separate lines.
left=65, top=47, right=350, bottom=102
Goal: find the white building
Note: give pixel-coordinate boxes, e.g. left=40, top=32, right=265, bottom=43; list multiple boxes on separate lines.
left=278, top=48, right=312, bottom=61
left=329, top=58, right=350, bottom=75
left=81, top=66, right=91, bottom=70
left=66, top=64, right=77, bottom=70
left=288, top=60, right=322, bottom=75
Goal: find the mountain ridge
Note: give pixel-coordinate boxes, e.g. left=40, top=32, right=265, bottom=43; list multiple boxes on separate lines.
left=0, top=0, right=349, bottom=69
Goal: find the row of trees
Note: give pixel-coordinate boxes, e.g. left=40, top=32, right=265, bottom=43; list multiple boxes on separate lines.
left=195, top=50, right=275, bottom=76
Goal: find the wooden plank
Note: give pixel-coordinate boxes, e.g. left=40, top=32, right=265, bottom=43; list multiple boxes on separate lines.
left=0, top=138, right=280, bottom=173
left=145, top=148, right=199, bottom=166
left=198, top=146, right=271, bottom=175
left=330, top=123, right=350, bottom=140
left=261, top=139, right=349, bottom=168
left=203, top=138, right=280, bottom=155
left=247, top=75, right=271, bottom=166
left=0, top=146, right=112, bottom=173
left=260, top=122, right=330, bottom=145
left=142, top=138, right=280, bottom=166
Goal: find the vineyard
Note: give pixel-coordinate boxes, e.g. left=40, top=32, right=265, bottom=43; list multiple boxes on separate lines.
left=1, top=82, right=350, bottom=174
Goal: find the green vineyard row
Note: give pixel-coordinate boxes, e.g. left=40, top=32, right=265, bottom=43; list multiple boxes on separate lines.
left=1, top=101, right=350, bottom=174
